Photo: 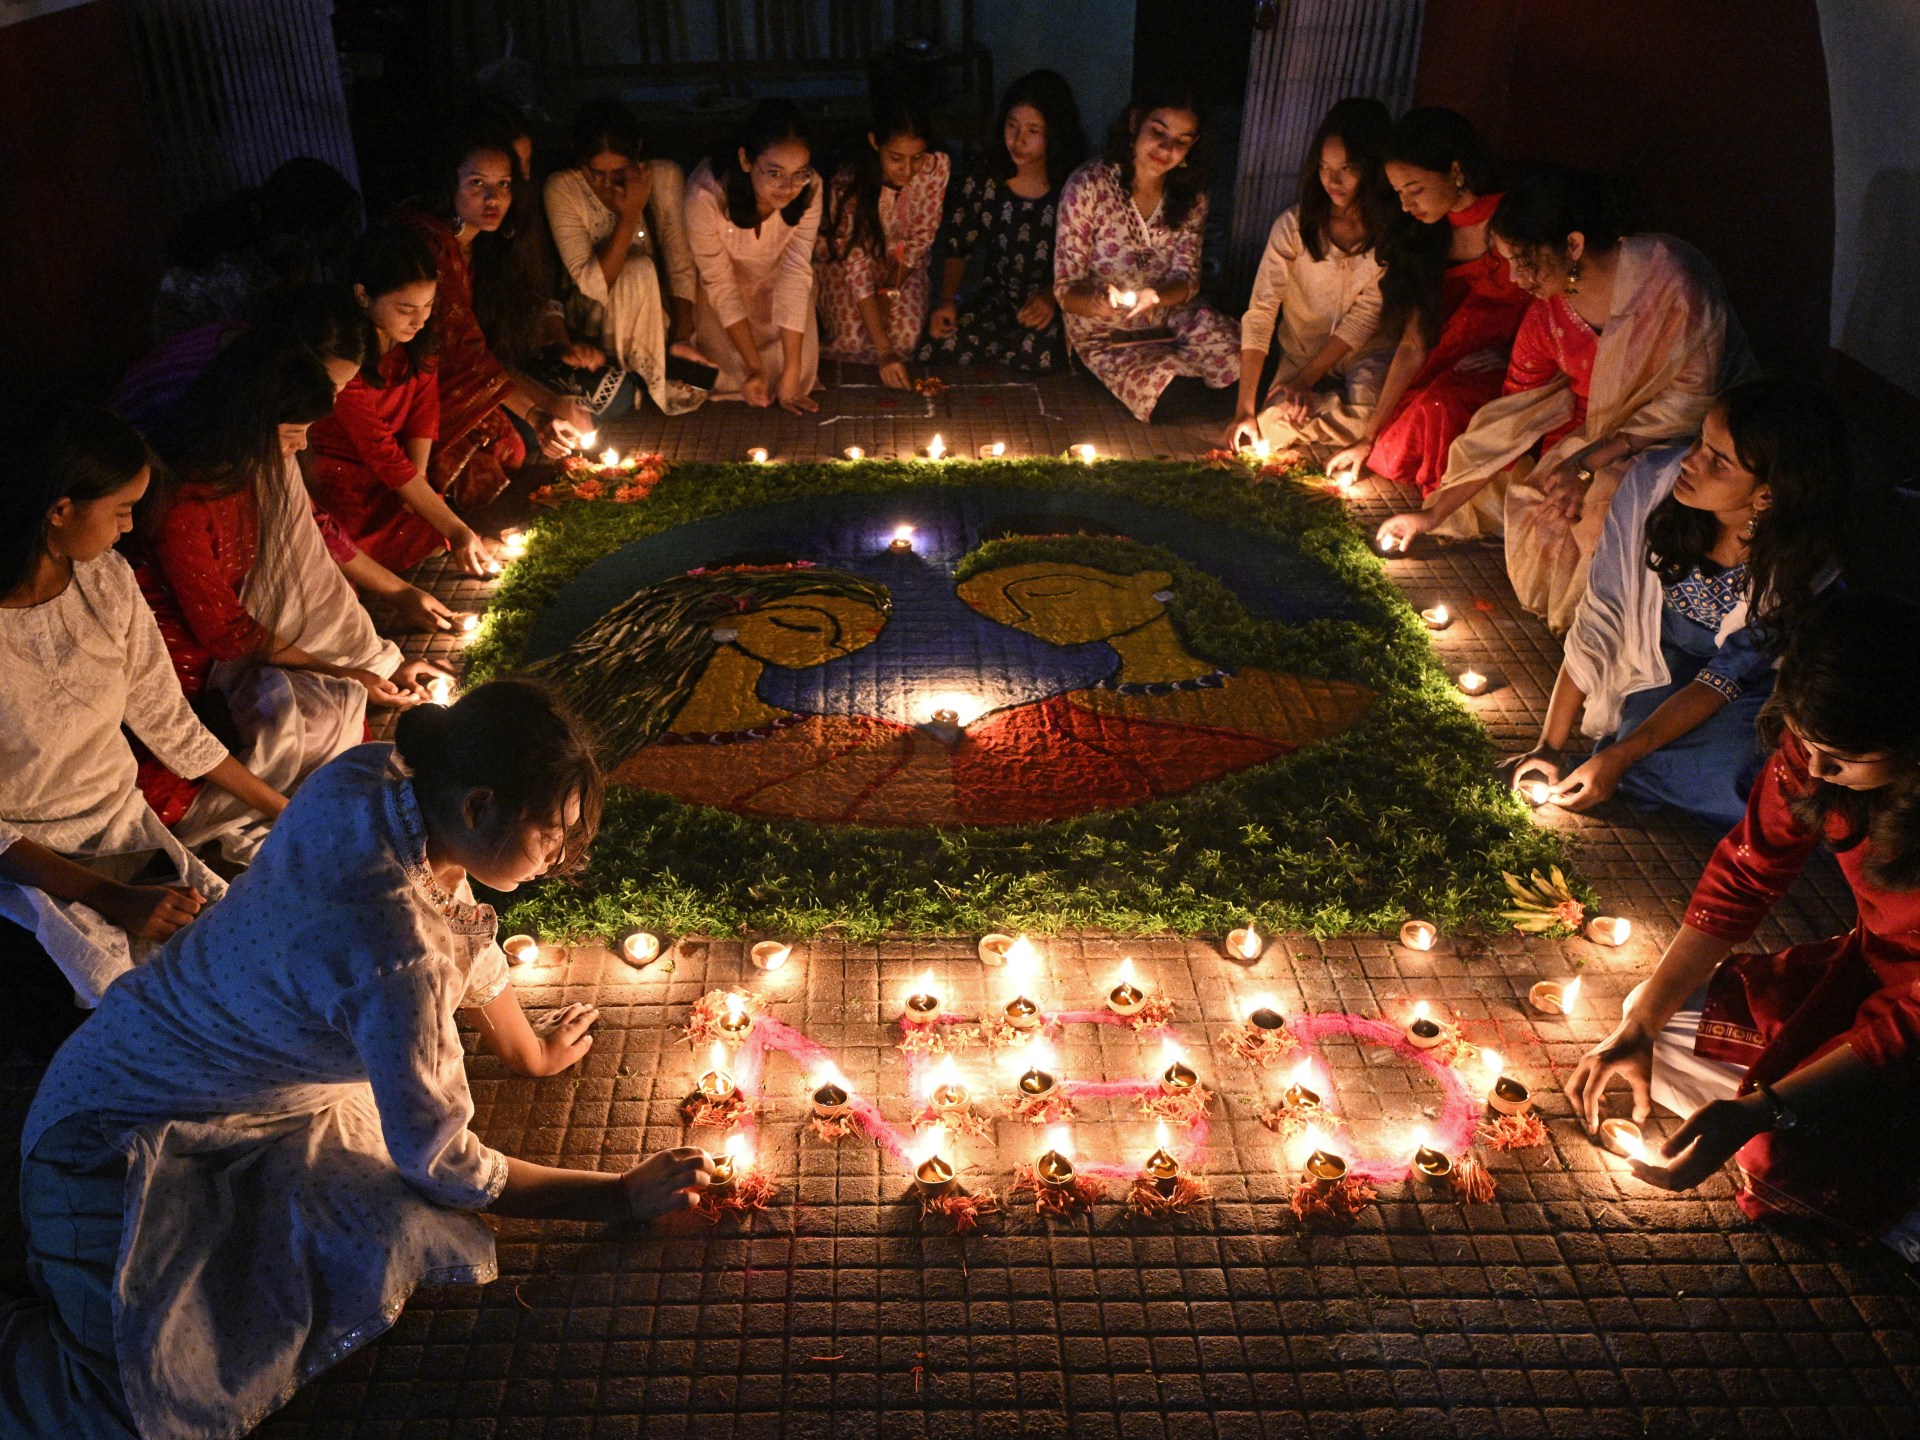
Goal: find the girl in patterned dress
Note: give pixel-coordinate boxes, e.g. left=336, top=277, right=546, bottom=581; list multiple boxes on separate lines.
left=816, top=96, right=950, bottom=388
left=920, top=69, right=1085, bottom=374
left=1510, top=380, right=1846, bottom=832
left=1053, top=79, right=1241, bottom=422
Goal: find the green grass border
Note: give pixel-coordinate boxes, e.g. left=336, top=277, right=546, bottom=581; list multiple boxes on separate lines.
left=466, top=457, right=1575, bottom=941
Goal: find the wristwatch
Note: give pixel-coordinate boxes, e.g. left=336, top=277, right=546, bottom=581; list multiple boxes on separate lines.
left=1754, top=1080, right=1798, bottom=1130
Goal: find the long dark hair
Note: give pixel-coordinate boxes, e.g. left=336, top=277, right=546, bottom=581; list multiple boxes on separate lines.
left=250, top=284, right=374, bottom=375
left=1103, top=77, right=1210, bottom=231
left=571, top=96, right=643, bottom=168
left=826, top=95, right=936, bottom=264
left=1296, top=97, right=1395, bottom=261
left=394, top=678, right=605, bottom=878
left=147, top=336, right=339, bottom=647
left=1644, top=377, right=1849, bottom=643
left=985, top=69, right=1086, bottom=193
left=349, top=224, right=439, bottom=386
left=452, top=100, right=562, bottom=368
left=530, top=564, right=891, bottom=765
left=718, top=100, right=816, bottom=230
left=1489, top=163, right=1636, bottom=263
left=1376, top=107, right=1502, bottom=346
left=0, top=398, right=153, bottom=598
left=1757, top=589, right=1920, bottom=890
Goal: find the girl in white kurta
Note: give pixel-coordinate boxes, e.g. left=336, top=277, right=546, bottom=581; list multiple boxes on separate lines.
left=4, top=683, right=714, bottom=1440
left=0, top=402, right=286, bottom=1008
left=545, top=98, right=705, bottom=415
left=684, top=100, right=823, bottom=412
left=1228, top=99, right=1395, bottom=462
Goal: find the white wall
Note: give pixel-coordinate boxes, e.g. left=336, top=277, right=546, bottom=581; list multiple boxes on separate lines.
left=1816, top=0, right=1920, bottom=393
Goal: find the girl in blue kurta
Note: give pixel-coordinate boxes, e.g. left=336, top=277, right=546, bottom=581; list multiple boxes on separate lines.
left=1511, top=378, right=1847, bottom=831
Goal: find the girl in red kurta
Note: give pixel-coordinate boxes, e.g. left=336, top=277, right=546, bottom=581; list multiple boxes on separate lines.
left=1326, top=109, right=1529, bottom=496
left=1569, top=590, right=1920, bottom=1258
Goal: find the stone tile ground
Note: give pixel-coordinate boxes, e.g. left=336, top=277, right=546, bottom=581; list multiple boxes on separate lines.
left=10, top=364, right=1917, bottom=1438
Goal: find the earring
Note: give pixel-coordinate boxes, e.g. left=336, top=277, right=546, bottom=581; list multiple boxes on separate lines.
left=1742, top=512, right=1760, bottom=541
left=1564, top=260, right=1582, bottom=295
left=450, top=216, right=466, bottom=239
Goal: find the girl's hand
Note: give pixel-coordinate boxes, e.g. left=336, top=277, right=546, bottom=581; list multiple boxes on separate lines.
left=1541, top=460, right=1590, bottom=523
left=447, top=527, right=496, bottom=579
left=1016, top=293, right=1056, bottom=330
left=1266, top=384, right=1315, bottom=426
left=1374, top=510, right=1433, bottom=554
left=1566, top=1016, right=1657, bottom=1131
left=620, top=1146, right=715, bottom=1220
left=777, top=369, right=818, bottom=415
left=1630, top=1096, right=1771, bottom=1191
left=1225, top=413, right=1260, bottom=450
left=527, top=1001, right=600, bottom=1075
left=560, top=341, right=607, bottom=370
left=927, top=301, right=958, bottom=339
left=1502, top=748, right=1564, bottom=791
left=876, top=354, right=912, bottom=391
left=391, top=659, right=454, bottom=700
left=389, top=585, right=458, bottom=634
left=1327, top=442, right=1371, bottom=486
left=99, top=882, right=205, bottom=942
left=1122, top=286, right=1161, bottom=321
left=535, top=399, right=595, bottom=459
left=615, top=161, right=653, bottom=221
left=741, top=372, right=772, bottom=408
left=345, top=667, right=414, bottom=709
left=1550, top=746, right=1630, bottom=811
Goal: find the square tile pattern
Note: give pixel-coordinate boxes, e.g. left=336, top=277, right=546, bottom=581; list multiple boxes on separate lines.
left=16, top=364, right=1918, bottom=1438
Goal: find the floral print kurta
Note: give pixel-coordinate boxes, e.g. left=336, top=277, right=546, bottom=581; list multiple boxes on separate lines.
left=1052, top=160, right=1240, bottom=420
left=917, top=164, right=1068, bottom=372
left=816, top=151, right=950, bottom=363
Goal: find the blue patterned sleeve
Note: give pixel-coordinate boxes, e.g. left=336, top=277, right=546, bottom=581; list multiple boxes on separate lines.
left=1694, top=620, right=1775, bottom=702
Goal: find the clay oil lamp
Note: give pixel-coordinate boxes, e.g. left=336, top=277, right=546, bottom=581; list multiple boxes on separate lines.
left=1003, top=941, right=1043, bottom=1030
left=1226, top=921, right=1263, bottom=962
left=1529, top=975, right=1582, bottom=1016
left=1404, top=1000, right=1445, bottom=1050
left=746, top=447, right=769, bottom=464
left=889, top=524, right=915, bottom=553
left=1281, top=1059, right=1322, bottom=1112
left=926, top=1056, right=971, bottom=1116
left=912, top=1125, right=956, bottom=1195
left=716, top=991, right=754, bottom=1042
left=501, top=934, right=540, bottom=966
left=1600, top=1118, right=1647, bottom=1161
left=1456, top=667, right=1489, bottom=696
left=1419, top=603, right=1452, bottom=631
left=709, top=1133, right=748, bottom=1192
left=1015, top=1042, right=1059, bottom=1102
left=1035, top=1126, right=1077, bottom=1188
left=1158, top=1039, right=1199, bottom=1097
left=811, top=1065, right=851, bottom=1120
left=902, top=969, right=942, bottom=1026
left=1587, top=916, right=1632, bottom=947
left=750, top=940, right=791, bottom=972
left=1399, top=920, right=1437, bottom=952
left=696, top=1042, right=737, bottom=1103
left=843, top=445, right=865, bottom=461
left=1243, top=994, right=1287, bottom=1033
left=1489, top=1074, right=1533, bottom=1116
left=978, top=441, right=1006, bottom=458
left=924, top=434, right=947, bottom=461
left=1300, top=1125, right=1348, bottom=1182
left=1106, top=957, right=1146, bottom=1017
left=1142, top=1121, right=1182, bottom=1196
left=619, top=930, right=660, bottom=967
left=1409, top=1125, right=1453, bottom=1181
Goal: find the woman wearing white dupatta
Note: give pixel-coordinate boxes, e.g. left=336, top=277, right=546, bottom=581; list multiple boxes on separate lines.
left=145, top=339, right=454, bottom=863
left=1377, top=169, right=1754, bottom=634
left=1510, top=381, right=1847, bottom=832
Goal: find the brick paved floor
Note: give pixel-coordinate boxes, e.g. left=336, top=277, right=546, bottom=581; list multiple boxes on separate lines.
left=13, top=362, right=1919, bottom=1439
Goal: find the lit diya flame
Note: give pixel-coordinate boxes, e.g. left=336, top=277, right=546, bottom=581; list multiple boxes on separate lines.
left=1251, top=438, right=1272, bottom=461
left=1480, top=1048, right=1504, bottom=1087
left=747, top=447, right=769, bottom=463
left=577, top=428, right=599, bottom=452
left=1282, top=1059, right=1320, bottom=1111
left=1003, top=938, right=1042, bottom=1028
left=1016, top=1041, right=1057, bottom=1098
left=904, top=969, right=941, bottom=1023
left=1587, top=915, right=1633, bottom=947
left=718, top=991, right=752, bottom=1038
left=1300, top=1124, right=1347, bottom=1181
left=1244, top=994, right=1286, bottom=1031
left=1399, top=920, right=1437, bottom=952
left=1228, top=922, right=1262, bottom=961
left=1159, top=1038, right=1198, bottom=1094
left=697, top=1041, right=736, bottom=1101
left=843, top=445, right=865, bottom=461
left=620, top=930, right=659, bottom=966
left=1143, top=1120, right=1181, bottom=1195
left=811, top=1064, right=850, bottom=1116
left=1405, top=999, right=1444, bottom=1048
left=1409, top=1123, right=1453, bottom=1179
left=599, top=446, right=622, bottom=467
left=1107, top=956, right=1146, bottom=1015
left=710, top=1131, right=749, bottom=1187
left=924, top=434, right=946, bottom=461
left=912, top=1124, right=955, bottom=1192
left=459, top=612, right=480, bottom=634
left=1600, top=1118, right=1647, bottom=1163
left=979, top=441, right=1006, bottom=458
left=1457, top=668, right=1488, bottom=695
left=1036, top=1126, right=1076, bottom=1186
left=1071, top=443, right=1097, bottom=463
left=927, top=1055, right=970, bottom=1112
left=1420, top=603, right=1451, bottom=630
left=501, top=933, right=539, bottom=965
left=499, top=528, right=528, bottom=558
left=889, top=523, right=915, bottom=552
left=1522, top=779, right=1552, bottom=806
left=1529, top=975, right=1582, bottom=1016
left=1109, top=287, right=1137, bottom=309
left=427, top=675, right=455, bottom=707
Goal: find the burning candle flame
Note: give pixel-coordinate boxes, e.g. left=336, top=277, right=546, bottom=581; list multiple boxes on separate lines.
left=599, top=447, right=622, bottom=467
left=578, top=429, right=598, bottom=451
left=1072, top=443, right=1097, bottom=463
left=844, top=445, right=865, bottom=461
left=1004, top=934, right=1038, bottom=981
left=926, top=434, right=947, bottom=460
left=1251, top=438, right=1272, bottom=460
left=427, top=676, right=454, bottom=706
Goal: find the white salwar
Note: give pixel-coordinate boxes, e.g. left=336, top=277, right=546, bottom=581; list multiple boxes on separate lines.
left=173, top=461, right=402, bottom=862
left=683, top=158, right=822, bottom=401
left=1425, top=233, right=1756, bottom=631
left=1242, top=206, right=1391, bottom=461
left=0, top=552, right=229, bottom=1007
left=544, top=161, right=705, bottom=415
left=20, top=744, right=511, bottom=1440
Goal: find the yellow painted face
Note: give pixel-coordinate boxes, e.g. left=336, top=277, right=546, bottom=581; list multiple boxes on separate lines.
left=957, top=562, right=1173, bottom=646
left=729, top=594, right=886, bottom=667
